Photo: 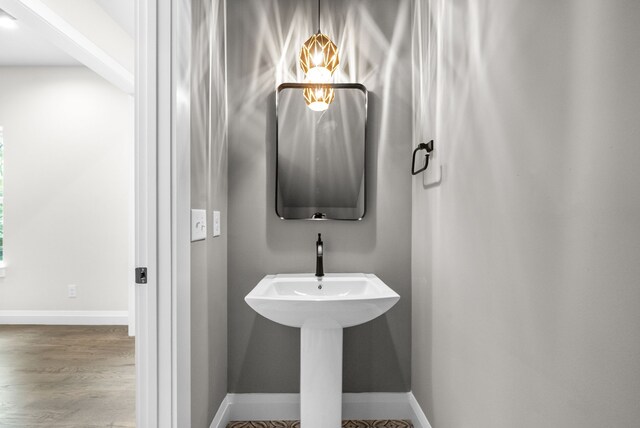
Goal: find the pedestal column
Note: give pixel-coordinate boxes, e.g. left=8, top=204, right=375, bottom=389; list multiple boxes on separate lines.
left=300, top=326, right=343, bottom=428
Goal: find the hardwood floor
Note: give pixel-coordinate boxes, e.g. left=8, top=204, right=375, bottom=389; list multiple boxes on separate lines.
left=0, top=325, right=135, bottom=428
left=227, top=421, right=413, bottom=427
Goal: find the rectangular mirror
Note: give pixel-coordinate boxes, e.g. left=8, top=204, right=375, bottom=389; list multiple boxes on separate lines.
left=276, top=83, right=367, bottom=220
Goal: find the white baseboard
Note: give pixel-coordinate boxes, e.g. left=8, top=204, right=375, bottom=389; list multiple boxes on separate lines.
left=408, top=392, right=433, bottom=428
left=0, top=310, right=129, bottom=325
left=210, top=392, right=432, bottom=428
left=209, top=395, right=232, bottom=428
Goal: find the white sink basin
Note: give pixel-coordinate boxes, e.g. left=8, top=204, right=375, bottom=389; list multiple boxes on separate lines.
left=245, top=273, right=400, bottom=328
left=245, top=273, right=400, bottom=428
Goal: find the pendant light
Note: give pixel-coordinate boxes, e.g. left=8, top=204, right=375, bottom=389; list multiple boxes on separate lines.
left=303, top=85, right=336, bottom=112
left=299, top=0, right=339, bottom=111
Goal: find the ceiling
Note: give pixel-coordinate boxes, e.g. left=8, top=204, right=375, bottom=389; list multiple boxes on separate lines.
left=95, top=0, right=135, bottom=38
left=0, top=1, right=134, bottom=66
left=0, top=12, right=78, bottom=66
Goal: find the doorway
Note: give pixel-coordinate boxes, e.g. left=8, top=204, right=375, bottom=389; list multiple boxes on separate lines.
left=0, top=1, right=137, bottom=426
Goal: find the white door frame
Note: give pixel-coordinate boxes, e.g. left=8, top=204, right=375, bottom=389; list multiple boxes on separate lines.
left=136, top=0, right=191, bottom=426
left=171, top=0, right=193, bottom=426
left=135, top=0, right=159, bottom=424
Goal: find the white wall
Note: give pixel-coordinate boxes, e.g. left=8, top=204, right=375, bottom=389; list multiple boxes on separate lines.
left=0, top=66, right=132, bottom=312
left=411, top=1, right=640, bottom=427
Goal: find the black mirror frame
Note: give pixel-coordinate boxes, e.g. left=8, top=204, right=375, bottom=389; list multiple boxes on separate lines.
left=275, top=82, right=368, bottom=221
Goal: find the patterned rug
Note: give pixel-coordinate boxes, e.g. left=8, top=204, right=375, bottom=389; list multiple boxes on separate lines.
left=227, top=421, right=413, bottom=428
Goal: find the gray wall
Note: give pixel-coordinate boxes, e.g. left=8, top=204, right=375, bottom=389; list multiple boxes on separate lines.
left=227, top=0, right=413, bottom=393
left=411, top=0, right=640, bottom=427
left=191, top=0, right=228, bottom=426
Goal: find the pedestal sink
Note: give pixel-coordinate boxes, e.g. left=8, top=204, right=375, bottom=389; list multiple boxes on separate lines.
left=245, top=273, right=400, bottom=428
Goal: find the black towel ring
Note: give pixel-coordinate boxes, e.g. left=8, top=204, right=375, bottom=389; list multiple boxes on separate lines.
left=412, top=140, right=434, bottom=175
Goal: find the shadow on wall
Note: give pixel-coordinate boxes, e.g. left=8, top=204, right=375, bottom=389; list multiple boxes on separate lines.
left=236, top=312, right=301, bottom=391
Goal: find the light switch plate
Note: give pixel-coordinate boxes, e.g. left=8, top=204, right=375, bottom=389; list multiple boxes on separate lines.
left=191, top=209, right=206, bottom=241
left=213, top=211, right=221, bottom=237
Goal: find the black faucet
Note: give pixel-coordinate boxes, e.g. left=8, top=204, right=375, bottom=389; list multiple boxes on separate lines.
left=316, top=233, right=324, bottom=277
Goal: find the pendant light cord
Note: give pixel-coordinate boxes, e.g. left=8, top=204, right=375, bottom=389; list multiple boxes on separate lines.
left=317, top=0, right=321, bottom=33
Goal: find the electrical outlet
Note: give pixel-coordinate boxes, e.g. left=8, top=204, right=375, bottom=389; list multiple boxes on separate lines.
left=68, top=284, right=77, bottom=299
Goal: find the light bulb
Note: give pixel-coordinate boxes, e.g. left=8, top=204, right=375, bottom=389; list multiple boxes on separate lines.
left=308, top=102, right=329, bottom=112
left=305, top=67, right=331, bottom=84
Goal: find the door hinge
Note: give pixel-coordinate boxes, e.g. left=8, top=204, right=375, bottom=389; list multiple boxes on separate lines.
left=135, top=267, right=148, bottom=284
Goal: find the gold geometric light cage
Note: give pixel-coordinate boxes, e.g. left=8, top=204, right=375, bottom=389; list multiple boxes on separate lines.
left=303, top=85, right=336, bottom=112
left=299, top=33, right=339, bottom=82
